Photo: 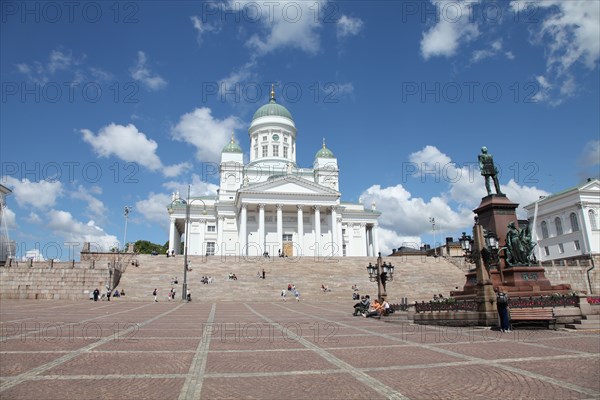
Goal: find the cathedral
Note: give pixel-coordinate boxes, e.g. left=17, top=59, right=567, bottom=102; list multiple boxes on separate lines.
left=167, top=87, right=380, bottom=257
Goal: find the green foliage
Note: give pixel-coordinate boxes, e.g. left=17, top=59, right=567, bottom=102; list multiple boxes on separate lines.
left=134, top=240, right=167, bottom=254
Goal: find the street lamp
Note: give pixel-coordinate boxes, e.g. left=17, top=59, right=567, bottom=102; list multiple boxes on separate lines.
left=429, top=217, right=437, bottom=257
left=366, top=252, right=394, bottom=302
left=182, top=186, right=207, bottom=302
left=123, top=206, right=132, bottom=252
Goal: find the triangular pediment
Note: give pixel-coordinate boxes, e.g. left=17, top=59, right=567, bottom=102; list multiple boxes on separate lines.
left=238, top=175, right=339, bottom=197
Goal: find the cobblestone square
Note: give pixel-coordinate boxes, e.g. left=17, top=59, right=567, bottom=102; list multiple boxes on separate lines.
left=1, top=300, right=599, bottom=399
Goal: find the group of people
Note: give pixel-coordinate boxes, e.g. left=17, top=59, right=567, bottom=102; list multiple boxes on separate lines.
left=321, top=284, right=331, bottom=292
left=281, top=285, right=300, bottom=301
left=256, top=269, right=266, bottom=279
left=165, top=250, right=176, bottom=257
left=228, top=273, right=238, bottom=280
left=201, top=276, right=213, bottom=284
left=91, top=288, right=124, bottom=301
left=353, top=295, right=393, bottom=318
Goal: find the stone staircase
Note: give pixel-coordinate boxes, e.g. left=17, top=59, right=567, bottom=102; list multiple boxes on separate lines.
left=565, top=314, right=600, bottom=330
left=0, top=265, right=110, bottom=300
left=116, top=254, right=467, bottom=303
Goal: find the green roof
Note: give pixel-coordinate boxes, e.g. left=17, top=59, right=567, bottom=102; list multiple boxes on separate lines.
left=252, top=87, right=293, bottom=121
left=222, top=137, right=243, bottom=153
left=315, top=140, right=335, bottom=159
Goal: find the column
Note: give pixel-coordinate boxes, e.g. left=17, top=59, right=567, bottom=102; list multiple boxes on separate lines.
left=314, top=206, right=321, bottom=256
left=216, top=216, right=224, bottom=255
left=198, top=219, right=206, bottom=255
left=360, top=223, right=368, bottom=256
left=258, top=204, right=265, bottom=255
left=330, top=207, right=338, bottom=256
left=297, top=205, right=304, bottom=255
left=276, top=204, right=283, bottom=254
left=168, top=216, right=176, bottom=253
left=372, top=223, right=380, bottom=256
left=240, top=204, right=247, bottom=256
left=337, top=217, right=343, bottom=256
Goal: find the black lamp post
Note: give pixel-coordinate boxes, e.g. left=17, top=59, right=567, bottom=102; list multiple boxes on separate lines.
left=366, top=252, right=394, bottom=302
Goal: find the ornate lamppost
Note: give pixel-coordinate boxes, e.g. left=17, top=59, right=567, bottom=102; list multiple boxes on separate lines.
left=366, top=252, right=394, bottom=302
left=459, top=219, right=498, bottom=325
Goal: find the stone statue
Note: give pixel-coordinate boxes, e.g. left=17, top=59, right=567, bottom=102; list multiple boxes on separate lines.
left=478, top=146, right=503, bottom=196
left=505, top=221, right=536, bottom=266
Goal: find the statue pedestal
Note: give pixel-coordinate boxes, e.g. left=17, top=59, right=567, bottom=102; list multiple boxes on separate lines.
left=474, top=194, right=519, bottom=246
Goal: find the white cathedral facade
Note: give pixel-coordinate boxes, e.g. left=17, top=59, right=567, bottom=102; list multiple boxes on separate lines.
left=167, top=88, right=380, bottom=257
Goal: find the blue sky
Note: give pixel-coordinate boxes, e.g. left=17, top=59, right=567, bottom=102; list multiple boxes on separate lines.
left=1, top=0, right=599, bottom=260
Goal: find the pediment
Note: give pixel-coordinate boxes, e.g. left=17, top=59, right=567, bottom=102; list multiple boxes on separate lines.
left=239, top=176, right=339, bottom=197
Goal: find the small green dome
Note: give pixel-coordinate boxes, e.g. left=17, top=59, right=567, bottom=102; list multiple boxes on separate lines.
left=222, top=136, right=243, bottom=153
left=315, top=140, right=335, bottom=159
left=252, top=86, right=293, bottom=121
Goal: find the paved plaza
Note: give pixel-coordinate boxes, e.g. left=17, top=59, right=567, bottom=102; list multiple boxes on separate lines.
left=0, top=300, right=599, bottom=400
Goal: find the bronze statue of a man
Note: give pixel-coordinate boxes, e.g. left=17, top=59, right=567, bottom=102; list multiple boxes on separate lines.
left=478, top=146, right=503, bottom=196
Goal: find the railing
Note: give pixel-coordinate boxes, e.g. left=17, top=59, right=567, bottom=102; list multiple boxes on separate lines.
left=415, top=299, right=479, bottom=313
left=509, top=294, right=579, bottom=308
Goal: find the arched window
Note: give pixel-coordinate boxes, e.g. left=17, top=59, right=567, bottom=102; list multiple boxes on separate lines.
left=570, top=212, right=579, bottom=232
left=555, top=217, right=563, bottom=236
left=541, top=221, right=549, bottom=239
left=590, top=209, right=598, bottom=230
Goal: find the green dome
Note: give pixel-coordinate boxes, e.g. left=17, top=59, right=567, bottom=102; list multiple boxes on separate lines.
left=252, top=87, right=293, bottom=121
left=315, top=141, right=335, bottom=158
left=222, top=137, right=243, bottom=153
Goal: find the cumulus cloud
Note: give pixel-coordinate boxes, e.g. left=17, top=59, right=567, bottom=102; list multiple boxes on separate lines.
left=578, top=140, right=600, bottom=168
left=81, top=123, right=189, bottom=177
left=361, top=145, right=550, bottom=254
left=135, top=192, right=173, bottom=226
left=130, top=51, right=167, bottom=91
left=231, top=0, right=326, bottom=55
left=171, top=107, right=242, bottom=163
left=1, top=207, right=17, bottom=230
left=1, top=177, right=63, bottom=209
left=471, top=39, right=514, bottom=63
left=421, top=0, right=480, bottom=60
left=337, top=15, right=364, bottom=38
left=511, top=0, right=599, bottom=104
left=70, top=185, right=108, bottom=221
left=46, top=209, right=119, bottom=253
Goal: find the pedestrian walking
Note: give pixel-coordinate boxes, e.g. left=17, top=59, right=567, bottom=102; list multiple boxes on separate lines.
left=153, top=288, right=158, bottom=302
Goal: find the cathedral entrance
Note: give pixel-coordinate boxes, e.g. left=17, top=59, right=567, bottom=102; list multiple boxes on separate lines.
left=282, top=234, right=293, bottom=257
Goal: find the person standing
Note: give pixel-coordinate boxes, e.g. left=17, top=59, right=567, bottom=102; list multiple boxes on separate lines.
left=93, top=288, right=99, bottom=302
left=153, top=288, right=158, bottom=302
left=497, top=291, right=511, bottom=332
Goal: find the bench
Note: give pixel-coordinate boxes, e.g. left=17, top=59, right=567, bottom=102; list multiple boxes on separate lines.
left=510, top=308, right=556, bottom=330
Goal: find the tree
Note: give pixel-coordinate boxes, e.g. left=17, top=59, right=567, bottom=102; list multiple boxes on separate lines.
left=134, top=240, right=167, bottom=254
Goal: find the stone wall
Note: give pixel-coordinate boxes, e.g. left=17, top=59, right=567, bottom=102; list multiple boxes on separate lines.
left=0, top=264, right=110, bottom=300
left=543, top=261, right=600, bottom=295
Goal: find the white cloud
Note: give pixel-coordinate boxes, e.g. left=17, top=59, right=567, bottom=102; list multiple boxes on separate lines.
left=471, top=39, right=513, bottom=63
left=218, top=60, right=257, bottom=96
left=579, top=140, right=600, bottom=168
left=70, top=185, right=108, bottom=221
left=26, top=212, right=41, bottom=225
left=15, top=48, right=87, bottom=84
left=46, top=209, right=119, bottom=252
left=1, top=176, right=63, bottom=209
left=130, top=51, right=167, bottom=91
left=171, top=107, right=242, bottom=163
left=81, top=123, right=187, bottom=177
left=336, top=15, right=363, bottom=39
left=511, top=1, right=599, bottom=104
left=191, top=15, right=219, bottom=45
left=362, top=145, right=550, bottom=254
left=233, top=0, right=326, bottom=55
left=421, top=0, right=480, bottom=60
left=2, top=207, right=17, bottom=230
left=135, top=192, right=173, bottom=226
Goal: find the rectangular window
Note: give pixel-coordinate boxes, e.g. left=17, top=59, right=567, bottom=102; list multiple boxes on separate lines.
left=282, top=234, right=293, bottom=242
left=207, top=226, right=216, bottom=232
left=574, top=240, right=580, bottom=250
left=262, top=145, right=268, bottom=157
left=254, top=147, right=258, bottom=159
left=558, top=243, right=564, bottom=254
left=206, top=242, right=215, bottom=256
left=283, top=146, right=288, bottom=158
left=262, top=136, right=267, bottom=141
left=544, top=246, right=550, bottom=256
left=273, top=145, right=279, bottom=157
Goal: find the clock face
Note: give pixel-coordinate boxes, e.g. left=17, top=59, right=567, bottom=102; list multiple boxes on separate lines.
left=272, top=134, right=280, bottom=141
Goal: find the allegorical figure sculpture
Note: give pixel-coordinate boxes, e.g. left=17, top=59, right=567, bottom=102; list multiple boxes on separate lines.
left=478, top=146, right=503, bottom=196
left=505, top=221, right=536, bottom=266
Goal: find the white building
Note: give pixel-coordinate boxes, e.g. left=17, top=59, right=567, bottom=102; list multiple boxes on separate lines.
left=167, top=88, right=380, bottom=257
left=524, top=178, right=600, bottom=262
left=0, top=184, right=14, bottom=264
